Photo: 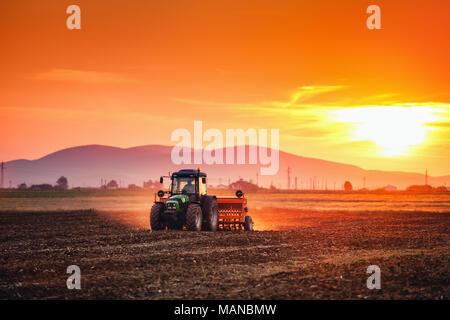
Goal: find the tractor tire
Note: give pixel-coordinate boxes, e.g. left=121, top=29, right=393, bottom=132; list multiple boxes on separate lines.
left=150, top=203, right=166, bottom=231
left=202, top=196, right=218, bottom=232
left=186, top=204, right=202, bottom=231
left=244, top=216, right=253, bottom=231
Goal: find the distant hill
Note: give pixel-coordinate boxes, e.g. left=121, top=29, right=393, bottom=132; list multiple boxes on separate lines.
left=4, top=144, right=450, bottom=189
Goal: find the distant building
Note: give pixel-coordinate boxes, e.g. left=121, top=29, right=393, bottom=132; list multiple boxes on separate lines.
left=229, top=179, right=259, bottom=191
left=128, top=184, right=141, bottom=190
left=105, top=180, right=119, bottom=190
left=215, top=184, right=228, bottom=189
left=143, top=179, right=162, bottom=189
left=17, top=183, right=27, bottom=190
left=384, top=185, right=397, bottom=191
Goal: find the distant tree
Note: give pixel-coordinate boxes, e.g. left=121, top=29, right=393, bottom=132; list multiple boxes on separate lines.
left=18, top=183, right=27, bottom=190
left=142, top=179, right=163, bottom=189
left=344, top=181, right=353, bottom=191
left=436, top=186, right=447, bottom=192
left=128, top=184, right=141, bottom=190
left=383, top=185, right=397, bottom=191
left=56, top=176, right=68, bottom=190
left=229, top=179, right=259, bottom=191
left=406, top=185, right=434, bottom=192
left=29, top=184, right=53, bottom=191
left=106, top=180, right=119, bottom=189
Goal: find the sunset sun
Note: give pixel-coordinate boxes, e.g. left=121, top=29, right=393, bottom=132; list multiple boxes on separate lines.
left=332, top=106, right=440, bottom=156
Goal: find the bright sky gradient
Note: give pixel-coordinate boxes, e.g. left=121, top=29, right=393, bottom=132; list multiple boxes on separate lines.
left=1, top=0, right=449, bottom=175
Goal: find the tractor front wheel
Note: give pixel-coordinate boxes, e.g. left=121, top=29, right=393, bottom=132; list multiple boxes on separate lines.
left=150, top=203, right=166, bottom=231
left=186, top=204, right=202, bottom=231
left=244, top=216, right=253, bottom=231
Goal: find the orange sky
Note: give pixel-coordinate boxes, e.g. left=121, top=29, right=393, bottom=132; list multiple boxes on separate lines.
left=1, top=0, right=449, bottom=175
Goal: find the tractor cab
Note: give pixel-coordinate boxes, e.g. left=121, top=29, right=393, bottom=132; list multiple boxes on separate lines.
left=169, top=169, right=206, bottom=201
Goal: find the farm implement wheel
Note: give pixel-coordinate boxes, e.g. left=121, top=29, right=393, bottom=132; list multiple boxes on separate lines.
left=244, top=216, right=253, bottom=231
left=150, top=203, right=166, bottom=231
left=186, top=204, right=202, bottom=231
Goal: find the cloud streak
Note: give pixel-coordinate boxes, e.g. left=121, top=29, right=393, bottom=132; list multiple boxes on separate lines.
left=32, top=69, right=137, bottom=84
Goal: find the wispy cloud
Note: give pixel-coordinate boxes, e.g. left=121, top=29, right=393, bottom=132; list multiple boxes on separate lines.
left=32, top=69, right=137, bottom=84
left=426, top=121, right=450, bottom=128
left=172, top=98, right=252, bottom=108
left=269, top=85, right=347, bottom=108
left=174, top=85, right=347, bottom=110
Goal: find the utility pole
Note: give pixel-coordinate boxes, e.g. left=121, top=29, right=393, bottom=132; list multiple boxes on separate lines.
left=256, top=172, right=259, bottom=187
left=295, top=176, right=298, bottom=190
left=0, top=161, right=5, bottom=189
left=363, top=176, right=366, bottom=189
left=425, top=169, right=428, bottom=185
left=287, top=166, right=291, bottom=190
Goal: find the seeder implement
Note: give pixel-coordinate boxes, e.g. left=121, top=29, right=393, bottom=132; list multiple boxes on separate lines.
left=216, top=192, right=252, bottom=231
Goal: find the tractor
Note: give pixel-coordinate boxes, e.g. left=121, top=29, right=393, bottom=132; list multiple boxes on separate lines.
left=150, top=168, right=253, bottom=231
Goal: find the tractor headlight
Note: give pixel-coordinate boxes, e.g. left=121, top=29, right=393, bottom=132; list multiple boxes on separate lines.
left=166, top=203, right=177, bottom=210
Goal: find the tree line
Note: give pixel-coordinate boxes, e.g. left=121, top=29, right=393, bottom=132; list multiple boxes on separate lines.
left=18, top=176, right=68, bottom=191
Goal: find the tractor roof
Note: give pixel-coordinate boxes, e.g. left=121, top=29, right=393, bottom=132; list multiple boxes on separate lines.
left=172, top=169, right=207, bottom=177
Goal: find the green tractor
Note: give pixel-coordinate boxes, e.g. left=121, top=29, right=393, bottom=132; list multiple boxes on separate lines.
left=150, top=169, right=253, bottom=231
left=150, top=169, right=219, bottom=231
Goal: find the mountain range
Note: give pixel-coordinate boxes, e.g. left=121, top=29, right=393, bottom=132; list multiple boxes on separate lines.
left=3, top=144, right=449, bottom=189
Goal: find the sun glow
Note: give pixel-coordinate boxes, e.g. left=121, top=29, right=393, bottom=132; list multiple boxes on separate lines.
left=332, top=106, right=440, bottom=156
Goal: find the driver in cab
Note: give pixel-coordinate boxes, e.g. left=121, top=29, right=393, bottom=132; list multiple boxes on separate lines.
left=182, top=179, right=195, bottom=194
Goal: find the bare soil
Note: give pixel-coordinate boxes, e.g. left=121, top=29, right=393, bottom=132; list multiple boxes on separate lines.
left=0, top=208, right=448, bottom=299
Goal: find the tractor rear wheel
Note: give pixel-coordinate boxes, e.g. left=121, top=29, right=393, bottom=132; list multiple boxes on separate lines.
left=244, top=216, right=253, bottom=231
left=202, top=197, right=218, bottom=232
left=150, top=203, right=166, bottom=230
left=186, top=204, right=202, bottom=231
